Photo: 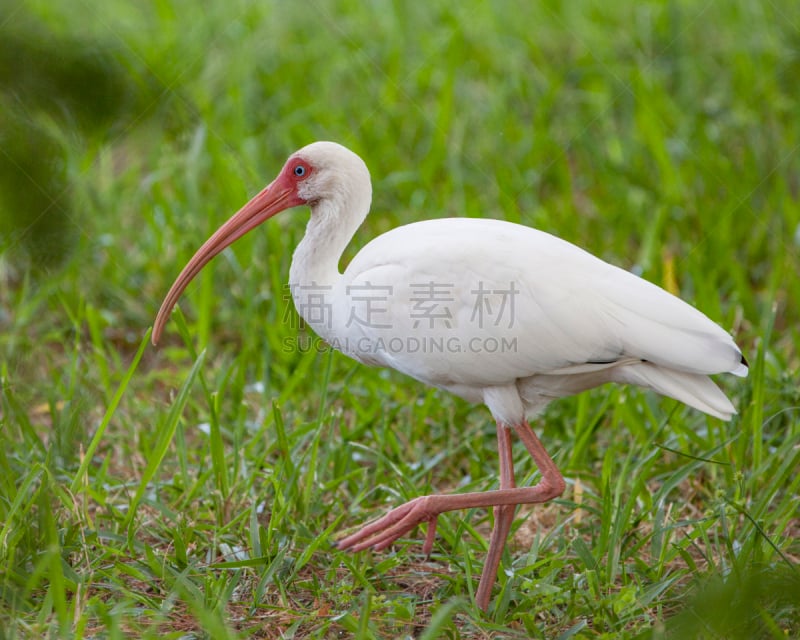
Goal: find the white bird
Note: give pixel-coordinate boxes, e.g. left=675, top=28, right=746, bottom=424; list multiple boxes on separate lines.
left=152, top=141, right=748, bottom=611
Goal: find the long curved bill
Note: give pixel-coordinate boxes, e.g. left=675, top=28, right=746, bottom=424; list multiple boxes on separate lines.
left=152, top=180, right=300, bottom=345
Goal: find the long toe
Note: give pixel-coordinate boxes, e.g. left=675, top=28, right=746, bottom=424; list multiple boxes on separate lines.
left=337, top=496, right=436, bottom=552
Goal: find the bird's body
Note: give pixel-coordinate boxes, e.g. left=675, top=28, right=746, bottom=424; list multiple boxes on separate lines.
left=153, top=141, right=747, bottom=611
left=298, top=216, right=744, bottom=423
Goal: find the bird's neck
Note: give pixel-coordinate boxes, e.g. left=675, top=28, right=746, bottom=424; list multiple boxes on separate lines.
left=289, top=184, right=371, bottom=334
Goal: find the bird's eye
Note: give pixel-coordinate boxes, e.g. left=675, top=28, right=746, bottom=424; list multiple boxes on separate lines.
left=294, top=164, right=306, bottom=177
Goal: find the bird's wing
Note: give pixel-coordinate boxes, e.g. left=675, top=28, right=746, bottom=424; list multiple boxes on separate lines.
left=334, top=217, right=744, bottom=390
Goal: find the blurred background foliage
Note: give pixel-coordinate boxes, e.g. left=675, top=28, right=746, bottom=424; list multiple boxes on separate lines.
left=0, top=0, right=186, bottom=269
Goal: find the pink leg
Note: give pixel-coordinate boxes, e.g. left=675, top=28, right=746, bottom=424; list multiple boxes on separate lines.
left=336, top=420, right=565, bottom=611
left=475, top=421, right=517, bottom=610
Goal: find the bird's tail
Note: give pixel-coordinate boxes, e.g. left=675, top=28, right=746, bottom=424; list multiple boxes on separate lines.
left=611, top=362, right=737, bottom=420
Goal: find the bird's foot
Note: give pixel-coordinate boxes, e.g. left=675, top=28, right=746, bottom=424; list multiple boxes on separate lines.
left=336, top=495, right=440, bottom=555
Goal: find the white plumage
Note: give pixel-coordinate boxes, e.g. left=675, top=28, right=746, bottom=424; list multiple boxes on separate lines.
left=153, top=141, right=747, bottom=610
left=320, top=217, right=745, bottom=420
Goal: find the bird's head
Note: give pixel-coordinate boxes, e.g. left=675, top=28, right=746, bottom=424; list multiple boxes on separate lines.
left=151, top=141, right=370, bottom=345
left=291, top=141, right=371, bottom=208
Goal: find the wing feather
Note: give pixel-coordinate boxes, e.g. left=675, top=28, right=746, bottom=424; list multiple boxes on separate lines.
left=334, top=218, right=745, bottom=395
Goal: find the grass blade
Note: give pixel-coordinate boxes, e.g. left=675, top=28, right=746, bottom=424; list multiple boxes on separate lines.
left=70, top=328, right=152, bottom=495
left=124, top=348, right=206, bottom=535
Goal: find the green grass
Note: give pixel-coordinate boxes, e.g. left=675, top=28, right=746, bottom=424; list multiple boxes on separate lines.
left=1, top=0, right=799, bottom=637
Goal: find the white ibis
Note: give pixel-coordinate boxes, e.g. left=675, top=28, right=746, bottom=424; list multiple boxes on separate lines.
left=152, top=141, right=747, bottom=611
